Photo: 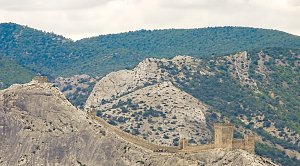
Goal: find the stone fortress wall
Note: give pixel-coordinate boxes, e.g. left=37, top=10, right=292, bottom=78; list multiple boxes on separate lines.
left=90, top=110, right=255, bottom=154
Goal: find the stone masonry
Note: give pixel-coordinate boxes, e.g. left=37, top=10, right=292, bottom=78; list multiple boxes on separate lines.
left=32, top=76, right=48, bottom=83
left=178, top=123, right=255, bottom=153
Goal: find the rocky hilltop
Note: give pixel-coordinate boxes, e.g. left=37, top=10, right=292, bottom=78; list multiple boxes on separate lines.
left=85, top=56, right=212, bottom=146
left=85, top=56, right=204, bottom=108
left=0, top=78, right=276, bottom=166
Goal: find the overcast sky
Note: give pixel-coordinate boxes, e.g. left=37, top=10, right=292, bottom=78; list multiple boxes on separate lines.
left=0, top=0, right=299, bottom=40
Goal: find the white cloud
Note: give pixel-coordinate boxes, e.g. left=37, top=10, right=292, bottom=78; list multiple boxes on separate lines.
left=0, top=0, right=299, bottom=40
left=287, top=0, right=300, bottom=6
left=0, top=0, right=113, bottom=11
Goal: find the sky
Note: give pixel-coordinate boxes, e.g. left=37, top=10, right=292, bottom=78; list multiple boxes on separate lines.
left=0, top=0, right=299, bottom=40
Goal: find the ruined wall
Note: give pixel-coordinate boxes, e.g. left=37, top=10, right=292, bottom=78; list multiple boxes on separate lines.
left=90, top=111, right=178, bottom=153
left=232, top=135, right=255, bottom=154
left=214, top=123, right=255, bottom=154
left=179, top=144, right=215, bottom=153
left=244, top=135, right=255, bottom=154
left=232, top=139, right=245, bottom=149
left=32, top=76, right=48, bottom=83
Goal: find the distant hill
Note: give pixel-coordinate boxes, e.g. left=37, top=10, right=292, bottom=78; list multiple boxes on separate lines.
left=0, top=23, right=72, bottom=73
left=0, top=56, right=34, bottom=88
left=1, top=23, right=300, bottom=87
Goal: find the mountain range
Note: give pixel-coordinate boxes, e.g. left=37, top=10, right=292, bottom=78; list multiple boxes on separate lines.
left=1, top=22, right=300, bottom=87
left=0, top=23, right=300, bottom=165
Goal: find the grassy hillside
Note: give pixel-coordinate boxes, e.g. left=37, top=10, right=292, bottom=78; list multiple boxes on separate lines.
left=1, top=23, right=300, bottom=87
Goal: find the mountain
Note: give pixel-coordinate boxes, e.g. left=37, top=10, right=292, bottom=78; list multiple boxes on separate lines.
left=85, top=57, right=211, bottom=146
left=84, top=48, right=300, bottom=166
left=1, top=23, right=300, bottom=88
left=0, top=23, right=72, bottom=75
left=0, top=78, right=276, bottom=166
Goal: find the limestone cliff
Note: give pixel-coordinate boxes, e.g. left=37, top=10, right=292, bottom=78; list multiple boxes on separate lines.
left=0, top=80, right=276, bottom=166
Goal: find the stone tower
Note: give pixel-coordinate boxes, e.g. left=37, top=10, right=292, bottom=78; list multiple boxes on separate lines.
left=244, top=135, right=255, bottom=154
left=214, top=123, right=234, bottom=149
left=179, top=138, right=188, bottom=150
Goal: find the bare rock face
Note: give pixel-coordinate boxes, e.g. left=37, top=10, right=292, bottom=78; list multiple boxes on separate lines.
left=85, top=58, right=165, bottom=108
left=0, top=81, right=277, bottom=166
left=85, top=56, right=202, bottom=109
left=0, top=81, right=147, bottom=165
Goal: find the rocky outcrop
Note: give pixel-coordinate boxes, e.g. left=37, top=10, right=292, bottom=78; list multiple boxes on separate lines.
left=225, top=51, right=257, bottom=88
left=85, top=56, right=202, bottom=109
left=85, top=58, right=165, bottom=108
left=0, top=80, right=277, bottom=166
left=85, top=56, right=212, bottom=146
left=0, top=81, right=146, bottom=165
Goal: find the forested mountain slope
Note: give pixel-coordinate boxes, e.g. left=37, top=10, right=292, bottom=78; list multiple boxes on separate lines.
left=0, top=56, right=34, bottom=88
left=1, top=23, right=300, bottom=88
